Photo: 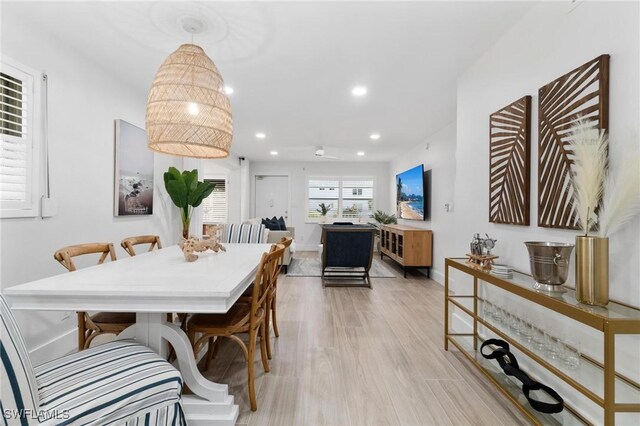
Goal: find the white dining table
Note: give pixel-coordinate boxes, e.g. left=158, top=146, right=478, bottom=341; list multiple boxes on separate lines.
left=4, top=243, right=271, bottom=426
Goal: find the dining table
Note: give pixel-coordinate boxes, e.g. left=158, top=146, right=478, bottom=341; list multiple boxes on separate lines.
left=4, top=243, right=271, bottom=426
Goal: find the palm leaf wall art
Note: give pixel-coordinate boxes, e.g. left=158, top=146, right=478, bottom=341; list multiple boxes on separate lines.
left=538, top=55, right=609, bottom=229
left=489, top=95, right=531, bottom=225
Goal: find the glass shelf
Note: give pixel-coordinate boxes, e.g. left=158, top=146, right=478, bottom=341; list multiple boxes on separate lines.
left=447, top=258, right=640, bottom=328
left=448, top=334, right=588, bottom=425
left=475, top=300, right=640, bottom=405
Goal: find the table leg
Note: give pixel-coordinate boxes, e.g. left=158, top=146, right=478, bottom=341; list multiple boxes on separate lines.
left=120, top=313, right=239, bottom=425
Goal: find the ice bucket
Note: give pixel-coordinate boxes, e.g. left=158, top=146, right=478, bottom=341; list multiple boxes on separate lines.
left=524, top=242, right=574, bottom=292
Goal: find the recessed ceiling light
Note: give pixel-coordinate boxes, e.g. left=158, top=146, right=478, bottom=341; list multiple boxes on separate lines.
left=357, top=151, right=365, bottom=156
left=255, top=132, right=266, bottom=139
left=369, top=133, right=381, bottom=140
left=270, top=151, right=278, bottom=156
left=351, top=86, right=367, bottom=96
left=223, top=86, right=234, bottom=95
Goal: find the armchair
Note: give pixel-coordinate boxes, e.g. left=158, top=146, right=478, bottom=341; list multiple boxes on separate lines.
left=1, top=295, right=185, bottom=425
left=321, top=224, right=375, bottom=288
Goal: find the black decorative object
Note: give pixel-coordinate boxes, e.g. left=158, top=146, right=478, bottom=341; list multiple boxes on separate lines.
left=480, top=339, right=564, bottom=414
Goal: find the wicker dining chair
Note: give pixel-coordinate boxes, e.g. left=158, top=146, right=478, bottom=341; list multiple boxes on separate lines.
left=120, top=235, right=162, bottom=256
left=187, top=244, right=285, bottom=411
left=53, top=243, right=135, bottom=350
left=265, top=237, right=292, bottom=359
left=237, top=237, right=291, bottom=359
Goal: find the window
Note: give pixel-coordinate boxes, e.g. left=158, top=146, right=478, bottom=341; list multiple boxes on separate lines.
left=307, top=176, right=374, bottom=220
left=202, top=179, right=227, bottom=223
left=0, top=58, right=40, bottom=218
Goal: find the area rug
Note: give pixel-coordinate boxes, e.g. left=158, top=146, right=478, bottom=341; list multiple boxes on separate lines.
left=287, top=257, right=396, bottom=278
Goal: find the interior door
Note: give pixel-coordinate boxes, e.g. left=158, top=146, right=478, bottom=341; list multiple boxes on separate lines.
left=254, top=175, right=289, bottom=221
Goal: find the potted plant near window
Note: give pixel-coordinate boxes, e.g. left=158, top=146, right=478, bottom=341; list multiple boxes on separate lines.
left=316, top=202, right=332, bottom=223
left=164, top=167, right=215, bottom=239
left=370, top=210, right=397, bottom=252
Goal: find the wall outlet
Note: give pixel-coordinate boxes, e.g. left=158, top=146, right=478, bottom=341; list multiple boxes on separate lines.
left=444, top=202, right=454, bottom=212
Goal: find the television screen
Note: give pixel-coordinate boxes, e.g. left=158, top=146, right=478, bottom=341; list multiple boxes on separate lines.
left=396, top=165, right=425, bottom=221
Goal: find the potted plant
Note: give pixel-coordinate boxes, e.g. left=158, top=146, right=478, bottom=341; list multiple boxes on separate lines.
left=369, top=210, right=397, bottom=252
left=316, top=202, right=332, bottom=223
left=164, top=167, right=215, bottom=239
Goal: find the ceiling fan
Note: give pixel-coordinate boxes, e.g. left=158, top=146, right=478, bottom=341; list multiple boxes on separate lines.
left=314, top=146, right=341, bottom=160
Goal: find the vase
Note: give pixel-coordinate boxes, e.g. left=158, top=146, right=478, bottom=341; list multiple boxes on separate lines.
left=575, top=236, right=609, bottom=306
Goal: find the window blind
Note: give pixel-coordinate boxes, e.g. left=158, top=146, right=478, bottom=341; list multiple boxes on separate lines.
left=0, top=64, right=34, bottom=210
left=202, top=179, right=227, bottom=223
left=307, top=177, right=374, bottom=219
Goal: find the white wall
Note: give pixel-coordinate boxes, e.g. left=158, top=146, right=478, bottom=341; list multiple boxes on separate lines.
left=451, top=2, right=639, bottom=423
left=250, top=161, right=389, bottom=250
left=389, top=121, right=456, bottom=283
left=0, top=11, right=181, bottom=363
left=454, top=0, right=640, bottom=305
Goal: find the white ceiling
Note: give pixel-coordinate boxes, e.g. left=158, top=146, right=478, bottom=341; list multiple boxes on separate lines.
left=3, top=1, right=536, bottom=162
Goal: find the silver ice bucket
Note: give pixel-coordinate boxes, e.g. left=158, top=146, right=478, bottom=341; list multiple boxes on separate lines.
left=524, top=242, right=574, bottom=292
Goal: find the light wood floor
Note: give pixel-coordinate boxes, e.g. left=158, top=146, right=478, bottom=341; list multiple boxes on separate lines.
left=201, top=252, right=527, bottom=425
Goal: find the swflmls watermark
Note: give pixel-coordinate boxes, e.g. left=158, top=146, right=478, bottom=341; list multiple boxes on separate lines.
left=3, top=409, right=70, bottom=421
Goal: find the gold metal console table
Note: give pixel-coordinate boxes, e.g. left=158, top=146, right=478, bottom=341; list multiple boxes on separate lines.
left=444, top=257, right=640, bottom=426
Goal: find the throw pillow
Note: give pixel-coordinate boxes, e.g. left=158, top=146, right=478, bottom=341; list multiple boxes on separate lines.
left=262, top=218, right=280, bottom=231
left=277, top=216, right=286, bottom=230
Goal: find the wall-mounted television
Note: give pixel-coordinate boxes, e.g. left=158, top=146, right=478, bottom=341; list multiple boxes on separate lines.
left=396, top=164, right=426, bottom=221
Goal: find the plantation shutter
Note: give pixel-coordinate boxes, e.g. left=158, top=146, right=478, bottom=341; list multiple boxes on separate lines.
left=0, top=62, right=35, bottom=214
left=202, top=179, right=227, bottom=223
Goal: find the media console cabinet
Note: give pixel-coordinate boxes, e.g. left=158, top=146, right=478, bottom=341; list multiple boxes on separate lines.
left=379, top=224, right=432, bottom=278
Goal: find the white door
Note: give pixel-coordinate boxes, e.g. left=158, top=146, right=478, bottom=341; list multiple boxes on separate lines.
left=254, top=175, right=289, bottom=221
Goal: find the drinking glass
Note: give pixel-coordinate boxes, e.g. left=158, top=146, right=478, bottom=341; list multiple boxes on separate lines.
left=482, top=300, right=495, bottom=320
left=508, top=312, right=520, bottom=334
left=544, top=332, right=562, bottom=360
left=561, top=342, right=582, bottom=369
left=531, top=326, right=546, bottom=351
left=493, top=304, right=505, bottom=323
left=519, top=319, right=533, bottom=341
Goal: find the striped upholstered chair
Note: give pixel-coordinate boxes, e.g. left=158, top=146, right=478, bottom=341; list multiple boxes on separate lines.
left=1, top=295, right=185, bottom=425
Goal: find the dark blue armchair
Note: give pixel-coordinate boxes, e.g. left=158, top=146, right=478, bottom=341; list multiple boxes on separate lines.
left=321, top=224, right=376, bottom=288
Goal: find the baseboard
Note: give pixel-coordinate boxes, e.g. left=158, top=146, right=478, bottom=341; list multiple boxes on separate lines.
left=295, top=244, right=321, bottom=252
left=29, top=327, right=76, bottom=366
left=431, top=269, right=445, bottom=285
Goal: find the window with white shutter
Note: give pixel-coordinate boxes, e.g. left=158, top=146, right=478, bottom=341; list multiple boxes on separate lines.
left=306, top=176, right=375, bottom=221
left=202, top=179, right=227, bottom=224
left=0, top=58, right=40, bottom=218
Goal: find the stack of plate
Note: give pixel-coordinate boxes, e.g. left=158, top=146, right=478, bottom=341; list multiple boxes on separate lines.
left=491, top=264, right=513, bottom=279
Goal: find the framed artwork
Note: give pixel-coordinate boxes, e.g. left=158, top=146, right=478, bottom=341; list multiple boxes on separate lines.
left=537, top=55, right=609, bottom=229
left=114, top=119, right=154, bottom=216
left=489, top=95, right=531, bottom=225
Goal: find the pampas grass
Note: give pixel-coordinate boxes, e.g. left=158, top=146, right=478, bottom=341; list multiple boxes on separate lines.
left=598, top=155, right=640, bottom=237
left=569, top=119, right=608, bottom=235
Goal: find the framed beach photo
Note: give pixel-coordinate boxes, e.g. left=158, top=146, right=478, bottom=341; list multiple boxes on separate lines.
left=114, top=120, right=154, bottom=216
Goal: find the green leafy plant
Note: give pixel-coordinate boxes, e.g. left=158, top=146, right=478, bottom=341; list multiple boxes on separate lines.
left=164, top=167, right=215, bottom=239
left=316, top=202, right=332, bottom=216
left=370, top=210, right=397, bottom=225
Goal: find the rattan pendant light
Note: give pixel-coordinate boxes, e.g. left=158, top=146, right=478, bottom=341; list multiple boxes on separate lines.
left=146, top=27, right=233, bottom=158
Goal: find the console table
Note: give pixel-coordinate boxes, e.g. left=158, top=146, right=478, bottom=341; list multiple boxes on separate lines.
left=444, top=257, right=640, bottom=425
left=379, top=224, right=432, bottom=278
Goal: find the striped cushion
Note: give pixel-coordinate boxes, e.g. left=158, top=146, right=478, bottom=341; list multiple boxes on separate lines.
left=1, top=294, right=40, bottom=422
left=35, top=340, right=184, bottom=425
left=221, top=224, right=267, bottom=243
